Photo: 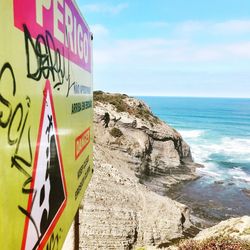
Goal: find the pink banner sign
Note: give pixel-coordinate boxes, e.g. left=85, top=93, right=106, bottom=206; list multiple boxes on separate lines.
left=14, top=0, right=92, bottom=72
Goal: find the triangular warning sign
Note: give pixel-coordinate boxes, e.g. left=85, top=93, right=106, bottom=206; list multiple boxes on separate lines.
left=22, top=80, right=67, bottom=250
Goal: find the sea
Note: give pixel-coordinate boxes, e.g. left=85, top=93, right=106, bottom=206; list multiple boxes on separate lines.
left=139, top=96, right=250, bottom=222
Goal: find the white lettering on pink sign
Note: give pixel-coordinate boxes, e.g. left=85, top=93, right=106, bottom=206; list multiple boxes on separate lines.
left=14, top=0, right=92, bottom=72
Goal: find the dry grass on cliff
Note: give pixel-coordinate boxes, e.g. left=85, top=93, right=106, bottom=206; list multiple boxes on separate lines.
left=94, top=91, right=128, bottom=112
left=178, top=235, right=250, bottom=250
left=94, top=91, right=159, bottom=123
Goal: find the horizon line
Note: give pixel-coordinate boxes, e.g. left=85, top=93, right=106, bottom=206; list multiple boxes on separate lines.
left=134, top=95, right=250, bottom=99
left=93, top=90, right=250, bottom=99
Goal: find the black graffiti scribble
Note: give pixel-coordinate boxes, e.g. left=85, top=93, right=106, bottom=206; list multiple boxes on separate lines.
left=0, top=62, right=37, bottom=235
left=0, top=63, right=16, bottom=128
left=0, top=63, right=32, bottom=177
left=23, top=24, right=75, bottom=97
left=18, top=190, right=40, bottom=245
left=46, top=228, right=63, bottom=250
left=1, top=23, right=72, bottom=248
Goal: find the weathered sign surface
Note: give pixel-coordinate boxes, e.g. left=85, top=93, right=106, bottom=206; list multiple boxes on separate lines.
left=0, top=0, right=93, bottom=249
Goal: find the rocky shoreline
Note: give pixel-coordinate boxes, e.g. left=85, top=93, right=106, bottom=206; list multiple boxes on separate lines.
left=94, top=91, right=200, bottom=193
left=167, top=174, right=250, bottom=230
left=77, top=92, right=250, bottom=249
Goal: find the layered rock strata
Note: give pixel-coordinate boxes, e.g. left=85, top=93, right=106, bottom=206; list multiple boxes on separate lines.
left=79, top=92, right=200, bottom=249
left=93, top=92, right=198, bottom=194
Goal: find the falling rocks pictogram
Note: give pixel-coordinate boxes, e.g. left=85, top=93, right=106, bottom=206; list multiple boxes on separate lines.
left=22, top=80, right=67, bottom=250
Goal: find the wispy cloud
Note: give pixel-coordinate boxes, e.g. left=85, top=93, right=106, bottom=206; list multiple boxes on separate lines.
left=225, top=42, right=250, bottom=57
left=145, top=21, right=170, bottom=28
left=92, top=18, right=250, bottom=67
left=93, top=37, right=250, bottom=67
left=177, top=21, right=206, bottom=33
left=82, top=3, right=128, bottom=15
left=214, top=20, right=250, bottom=34
left=90, top=17, right=250, bottom=96
left=93, top=38, right=189, bottom=65
left=90, top=24, right=109, bottom=37
left=176, top=19, right=250, bottom=35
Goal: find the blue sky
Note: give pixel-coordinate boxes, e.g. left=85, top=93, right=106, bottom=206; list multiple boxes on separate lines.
left=77, top=0, right=250, bottom=97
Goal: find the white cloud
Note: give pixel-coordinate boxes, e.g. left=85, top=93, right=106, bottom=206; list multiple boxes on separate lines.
left=90, top=18, right=250, bottom=96
left=82, top=3, right=128, bottom=15
left=93, top=37, right=250, bottom=68
left=175, top=19, right=250, bottom=35
left=215, top=20, right=250, bottom=34
left=93, top=38, right=190, bottom=65
left=177, top=21, right=207, bottom=33
left=145, top=21, right=170, bottom=28
left=90, top=24, right=109, bottom=37
left=225, top=42, right=250, bottom=57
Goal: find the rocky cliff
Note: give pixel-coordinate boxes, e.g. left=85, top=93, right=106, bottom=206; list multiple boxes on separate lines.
left=93, top=91, right=198, bottom=195
left=79, top=92, right=200, bottom=249
left=195, top=216, right=250, bottom=242
left=170, top=216, right=250, bottom=250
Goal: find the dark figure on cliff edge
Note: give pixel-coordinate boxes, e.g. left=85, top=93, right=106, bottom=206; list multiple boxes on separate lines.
left=102, top=112, right=110, bottom=128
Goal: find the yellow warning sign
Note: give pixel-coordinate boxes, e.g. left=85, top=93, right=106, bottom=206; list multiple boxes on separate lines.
left=0, top=1, right=93, bottom=249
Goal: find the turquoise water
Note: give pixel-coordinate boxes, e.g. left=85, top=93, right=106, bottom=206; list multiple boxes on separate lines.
left=138, top=97, right=250, bottom=220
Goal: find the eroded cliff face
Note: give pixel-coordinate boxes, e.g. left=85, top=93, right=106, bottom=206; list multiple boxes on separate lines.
left=79, top=92, right=199, bottom=249
left=80, top=153, right=192, bottom=249
left=93, top=92, right=198, bottom=195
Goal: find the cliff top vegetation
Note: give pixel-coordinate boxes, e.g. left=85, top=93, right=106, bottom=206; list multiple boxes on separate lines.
left=93, top=90, right=159, bottom=124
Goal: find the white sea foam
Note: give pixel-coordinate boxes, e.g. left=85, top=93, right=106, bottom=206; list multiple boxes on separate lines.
left=220, top=137, right=250, bottom=158
left=196, top=165, right=221, bottom=178
left=187, top=136, right=250, bottom=184
left=190, top=137, right=250, bottom=164
left=179, top=129, right=205, bottom=139
left=230, top=167, right=250, bottom=183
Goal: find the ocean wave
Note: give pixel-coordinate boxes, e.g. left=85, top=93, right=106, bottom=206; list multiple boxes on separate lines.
left=196, top=162, right=222, bottom=178
left=220, top=137, right=250, bottom=157
left=189, top=136, right=250, bottom=185
left=230, top=167, right=250, bottom=183
left=179, top=129, right=205, bottom=139
left=190, top=137, right=250, bottom=164
left=196, top=163, right=250, bottom=184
